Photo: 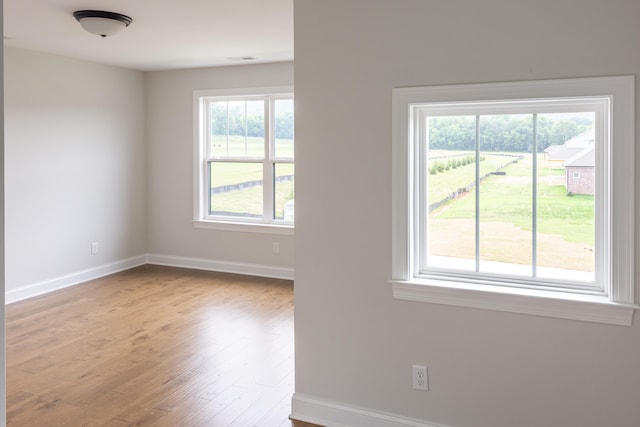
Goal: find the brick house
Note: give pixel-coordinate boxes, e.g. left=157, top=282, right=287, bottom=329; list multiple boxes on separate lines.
left=563, top=145, right=595, bottom=195
left=543, top=128, right=595, bottom=195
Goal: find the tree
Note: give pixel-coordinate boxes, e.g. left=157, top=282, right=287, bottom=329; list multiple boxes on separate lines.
left=428, top=115, right=589, bottom=153
left=275, top=112, right=294, bottom=139
left=550, top=121, right=579, bottom=146
left=246, top=115, right=264, bottom=138
left=210, top=102, right=228, bottom=136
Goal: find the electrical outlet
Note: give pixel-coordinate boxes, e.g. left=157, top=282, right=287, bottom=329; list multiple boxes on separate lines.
left=91, top=242, right=99, bottom=255
left=272, top=242, right=280, bottom=254
left=412, top=365, right=428, bottom=391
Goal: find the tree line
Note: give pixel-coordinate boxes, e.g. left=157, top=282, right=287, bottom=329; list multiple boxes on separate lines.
left=210, top=103, right=294, bottom=140
left=428, top=115, right=592, bottom=152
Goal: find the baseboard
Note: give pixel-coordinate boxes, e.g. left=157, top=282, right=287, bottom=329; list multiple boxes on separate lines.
left=146, top=253, right=294, bottom=280
left=290, top=394, right=451, bottom=427
left=6, top=255, right=148, bottom=304
left=6, top=253, right=293, bottom=304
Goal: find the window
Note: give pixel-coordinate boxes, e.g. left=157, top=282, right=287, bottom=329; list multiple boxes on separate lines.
left=193, top=87, right=294, bottom=234
left=391, top=76, right=637, bottom=325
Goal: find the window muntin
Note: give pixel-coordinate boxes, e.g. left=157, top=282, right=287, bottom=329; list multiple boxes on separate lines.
left=195, top=88, right=294, bottom=227
left=391, top=77, right=636, bottom=325
left=417, top=101, right=604, bottom=293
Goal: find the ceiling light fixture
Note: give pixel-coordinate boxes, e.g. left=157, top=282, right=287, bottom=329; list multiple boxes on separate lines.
left=73, top=10, right=132, bottom=38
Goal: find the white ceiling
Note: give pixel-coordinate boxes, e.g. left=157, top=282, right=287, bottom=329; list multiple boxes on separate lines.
left=3, top=0, right=294, bottom=71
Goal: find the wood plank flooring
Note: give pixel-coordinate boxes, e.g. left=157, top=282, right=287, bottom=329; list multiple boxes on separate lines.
left=6, top=265, right=320, bottom=427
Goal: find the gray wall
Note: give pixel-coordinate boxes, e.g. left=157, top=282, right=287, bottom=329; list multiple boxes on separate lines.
left=4, top=51, right=294, bottom=297
left=4, top=47, right=146, bottom=293
left=293, top=1, right=640, bottom=426
left=1, top=2, right=6, bottom=420
left=145, top=62, right=294, bottom=269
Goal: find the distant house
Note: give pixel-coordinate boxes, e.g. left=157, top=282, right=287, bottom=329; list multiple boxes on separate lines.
left=543, top=128, right=594, bottom=161
left=542, top=129, right=595, bottom=195
left=563, top=145, right=595, bottom=195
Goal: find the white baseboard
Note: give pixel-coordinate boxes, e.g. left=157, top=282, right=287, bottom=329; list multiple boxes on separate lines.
left=6, top=253, right=293, bottom=304
left=290, top=394, right=451, bottom=427
left=6, top=255, right=148, bottom=304
left=146, top=253, right=294, bottom=280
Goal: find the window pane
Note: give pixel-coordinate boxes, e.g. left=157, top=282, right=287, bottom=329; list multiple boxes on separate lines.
left=477, top=115, right=533, bottom=276
left=227, top=100, right=247, bottom=156
left=274, top=163, right=295, bottom=221
left=209, top=162, right=263, bottom=218
left=274, top=99, right=294, bottom=158
left=537, top=112, right=595, bottom=282
left=246, top=100, right=265, bottom=157
left=210, top=101, right=229, bottom=156
left=426, top=116, right=477, bottom=271
left=210, top=100, right=265, bottom=158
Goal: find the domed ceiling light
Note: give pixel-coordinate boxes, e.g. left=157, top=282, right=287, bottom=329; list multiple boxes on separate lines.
left=73, top=10, right=132, bottom=38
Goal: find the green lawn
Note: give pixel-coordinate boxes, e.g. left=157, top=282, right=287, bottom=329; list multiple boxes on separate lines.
left=209, top=159, right=295, bottom=218
left=211, top=135, right=294, bottom=158
left=431, top=153, right=594, bottom=246
left=428, top=153, right=522, bottom=202
left=211, top=180, right=294, bottom=219
left=209, top=163, right=294, bottom=187
left=438, top=177, right=594, bottom=245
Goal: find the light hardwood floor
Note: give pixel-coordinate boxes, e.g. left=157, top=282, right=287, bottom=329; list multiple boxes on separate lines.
left=7, top=265, right=320, bottom=427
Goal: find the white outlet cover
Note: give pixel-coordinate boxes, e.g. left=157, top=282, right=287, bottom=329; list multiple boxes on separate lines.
left=412, top=365, right=428, bottom=391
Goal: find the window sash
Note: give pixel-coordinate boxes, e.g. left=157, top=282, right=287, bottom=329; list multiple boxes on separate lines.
left=197, top=92, right=294, bottom=225
left=412, top=98, right=610, bottom=294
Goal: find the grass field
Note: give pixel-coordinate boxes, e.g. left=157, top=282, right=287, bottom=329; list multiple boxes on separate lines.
left=429, top=151, right=595, bottom=273
left=211, top=135, right=294, bottom=159
left=210, top=180, right=294, bottom=219
left=428, top=153, right=521, bottom=202
left=209, top=161, right=294, bottom=219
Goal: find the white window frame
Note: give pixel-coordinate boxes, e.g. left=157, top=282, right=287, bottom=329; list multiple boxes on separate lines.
left=193, top=86, right=294, bottom=235
left=391, top=76, right=637, bottom=325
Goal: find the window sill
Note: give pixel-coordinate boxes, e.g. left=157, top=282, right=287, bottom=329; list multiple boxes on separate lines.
left=193, top=220, right=294, bottom=236
left=390, top=278, right=638, bottom=326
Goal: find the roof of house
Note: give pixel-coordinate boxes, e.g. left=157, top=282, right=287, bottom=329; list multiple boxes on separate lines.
left=565, top=128, right=595, bottom=148
left=544, top=128, right=595, bottom=161
left=544, top=144, right=563, bottom=154
left=564, top=145, right=595, bottom=168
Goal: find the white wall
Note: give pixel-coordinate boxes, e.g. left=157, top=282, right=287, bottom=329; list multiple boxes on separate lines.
left=4, top=47, right=147, bottom=296
left=145, top=62, right=294, bottom=273
left=293, top=1, right=640, bottom=426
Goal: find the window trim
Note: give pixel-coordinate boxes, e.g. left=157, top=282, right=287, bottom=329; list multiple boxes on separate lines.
left=391, top=76, right=637, bottom=325
left=193, top=86, right=294, bottom=235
